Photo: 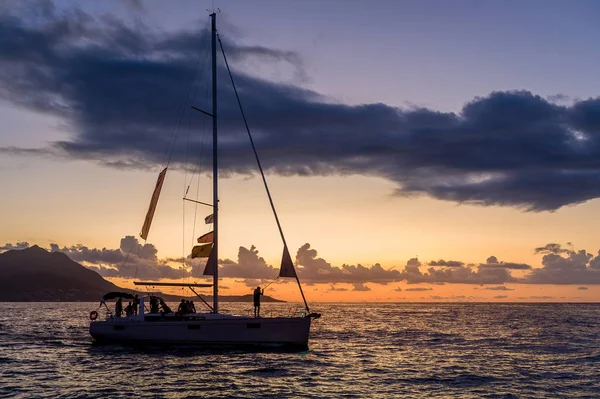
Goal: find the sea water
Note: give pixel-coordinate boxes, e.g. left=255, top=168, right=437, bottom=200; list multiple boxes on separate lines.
left=0, top=302, right=599, bottom=398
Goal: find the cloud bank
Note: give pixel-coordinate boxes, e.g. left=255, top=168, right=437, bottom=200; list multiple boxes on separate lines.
left=2, top=238, right=600, bottom=285
left=0, top=236, right=600, bottom=284
left=1, top=3, right=600, bottom=211
left=50, top=236, right=187, bottom=279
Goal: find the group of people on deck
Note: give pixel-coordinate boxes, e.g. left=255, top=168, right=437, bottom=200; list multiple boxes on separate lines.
left=114, top=295, right=139, bottom=317
left=177, top=299, right=196, bottom=314
left=113, top=287, right=264, bottom=318
left=148, top=297, right=197, bottom=315
left=114, top=295, right=196, bottom=317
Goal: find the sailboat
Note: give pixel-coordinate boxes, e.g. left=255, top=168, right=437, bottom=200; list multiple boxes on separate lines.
left=89, top=13, right=320, bottom=349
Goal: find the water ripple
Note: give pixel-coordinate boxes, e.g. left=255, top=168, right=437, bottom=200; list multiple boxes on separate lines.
left=1, top=303, right=599, bottom=398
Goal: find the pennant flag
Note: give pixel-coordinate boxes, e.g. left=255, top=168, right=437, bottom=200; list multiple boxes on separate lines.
left=191, top=243, right=212, bottom=259
left=140, top=167, right=167, bottom=240
left=197, top=231, right=214, bottom=244
left=279, top=245, right=297, bottom=278
left=205, top=214, right=214, bottom=224
left=203, top=247, right=216, bottom=275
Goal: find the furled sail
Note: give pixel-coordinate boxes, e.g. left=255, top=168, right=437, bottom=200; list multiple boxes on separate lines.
left=140, top=167, right=167, bottom=240
left=197, top=231, right=214, bottom=243
left=191, top=243, right=212, bottom=258
left=203, top=247, right=216, bottom=275
left=279, top=245, right=297, bottom=278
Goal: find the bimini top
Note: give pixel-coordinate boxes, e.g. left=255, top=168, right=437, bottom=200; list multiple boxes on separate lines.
left=102, top=292, right=136, bottom=301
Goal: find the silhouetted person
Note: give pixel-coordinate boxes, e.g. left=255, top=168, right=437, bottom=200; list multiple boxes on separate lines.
left=133, top=294, right=139, bottom=315
left=115, top=297, right=123, bottom=317
left=189, top=300, right=196, bottom=313
left=178, top=299, right=187, bottom=314
left=253, top=286, right=264, bottom=317
left=125, top=302, right=133, bottom=317
left=160, top=299, right=173, bottom=314
left=150, top=296, right=159, bottom=313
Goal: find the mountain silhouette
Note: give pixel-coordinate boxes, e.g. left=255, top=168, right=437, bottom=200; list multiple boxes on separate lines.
left=0, top=245, right=120, bottom=301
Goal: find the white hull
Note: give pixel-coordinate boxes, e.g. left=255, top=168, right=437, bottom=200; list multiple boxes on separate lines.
left=90, top=314, right=312, bottom=349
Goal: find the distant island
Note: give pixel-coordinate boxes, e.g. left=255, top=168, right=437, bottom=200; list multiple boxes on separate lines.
left=0, top=246, right=283, bottom=303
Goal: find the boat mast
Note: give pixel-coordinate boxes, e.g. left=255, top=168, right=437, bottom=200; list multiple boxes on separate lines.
left=211, top=12, right=219, bottom=314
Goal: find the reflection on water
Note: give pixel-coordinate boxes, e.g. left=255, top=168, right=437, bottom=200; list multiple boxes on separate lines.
left=1, top=302, right=599, bottom=398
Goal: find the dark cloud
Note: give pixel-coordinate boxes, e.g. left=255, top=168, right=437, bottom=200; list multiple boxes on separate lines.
left=523, top=245, right=600, bottom=284
left=405, top=287, right=433, bottom=292
left=479, top=256, right=532, bottom=270
left=122, top=0, right=145, bottom=12
left=534, top=243, right=571, bottom=255
left=352, top=283, right=371, bottom=292
left=577, top=286, right=588, bottom=290
left=218, top=245, right=278, bottom=279
left=1, top=5, right=600, bottom=211
left=407, top=243, right=600, bottom=285
left=546, top=94, right=570, bottom=103
left=484, top=286, right=514, bottom=291
left=400, top=257, right=517, bottom=285
left=394, top=286, right=402, bottom=292
left=328, top=284, right=348, bottom=292
left=50, top=236, right=186, bottom=279
left=295, top=244, right=402, bottom=283
left=494, top=295, right=508, bottom=299
left=428, top=259, right=464, bottom=267
left=0, top=241, right=30, bottom=251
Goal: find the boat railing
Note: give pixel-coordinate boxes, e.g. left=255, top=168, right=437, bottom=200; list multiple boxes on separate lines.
left=240, top=307, right=308, bottom=319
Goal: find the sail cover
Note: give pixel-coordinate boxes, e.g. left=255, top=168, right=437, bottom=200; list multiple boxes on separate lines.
left=140, top=167, right=167, bottom=240
left=102, top=292, right=135, bottom=301
left=279, top=245, right=297, bottom=278
left=203, top=247, right=216, bottom=275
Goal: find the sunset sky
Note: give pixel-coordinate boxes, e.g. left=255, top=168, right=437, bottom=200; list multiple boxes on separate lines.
left=2, top=0, right=600, bottom=302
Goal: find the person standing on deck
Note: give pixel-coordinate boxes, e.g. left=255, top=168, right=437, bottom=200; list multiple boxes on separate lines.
left=115, top=297, right=123, bottom=317
left=133, top=294, right=139, bottom=315
left=253, top=286, right=264, bottom=318
left=149, top=296, right=159, bottom=313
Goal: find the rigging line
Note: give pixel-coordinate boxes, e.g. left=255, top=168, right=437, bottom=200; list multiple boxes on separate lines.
left=183, top=100, right=194, bottom=283
left=164, top=24, right=211, bottom=167
left=169, top=24, right=210, bottom=167
left=117, top=239, right=139, bottom=280
left=184, top=45, right=212, bottom=195
left=186, top=74, right=211, bottom=280
left=263, top=276, right=279, bottom=290
left=217, top=34, right=310, bottom=313
left=182, top=197, right=187, bottom=273
left=134, top=240, right=142, bottom=280
left=187, top=45, right=212, bottom=189
left=190, top=77, right=211, bottom=250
